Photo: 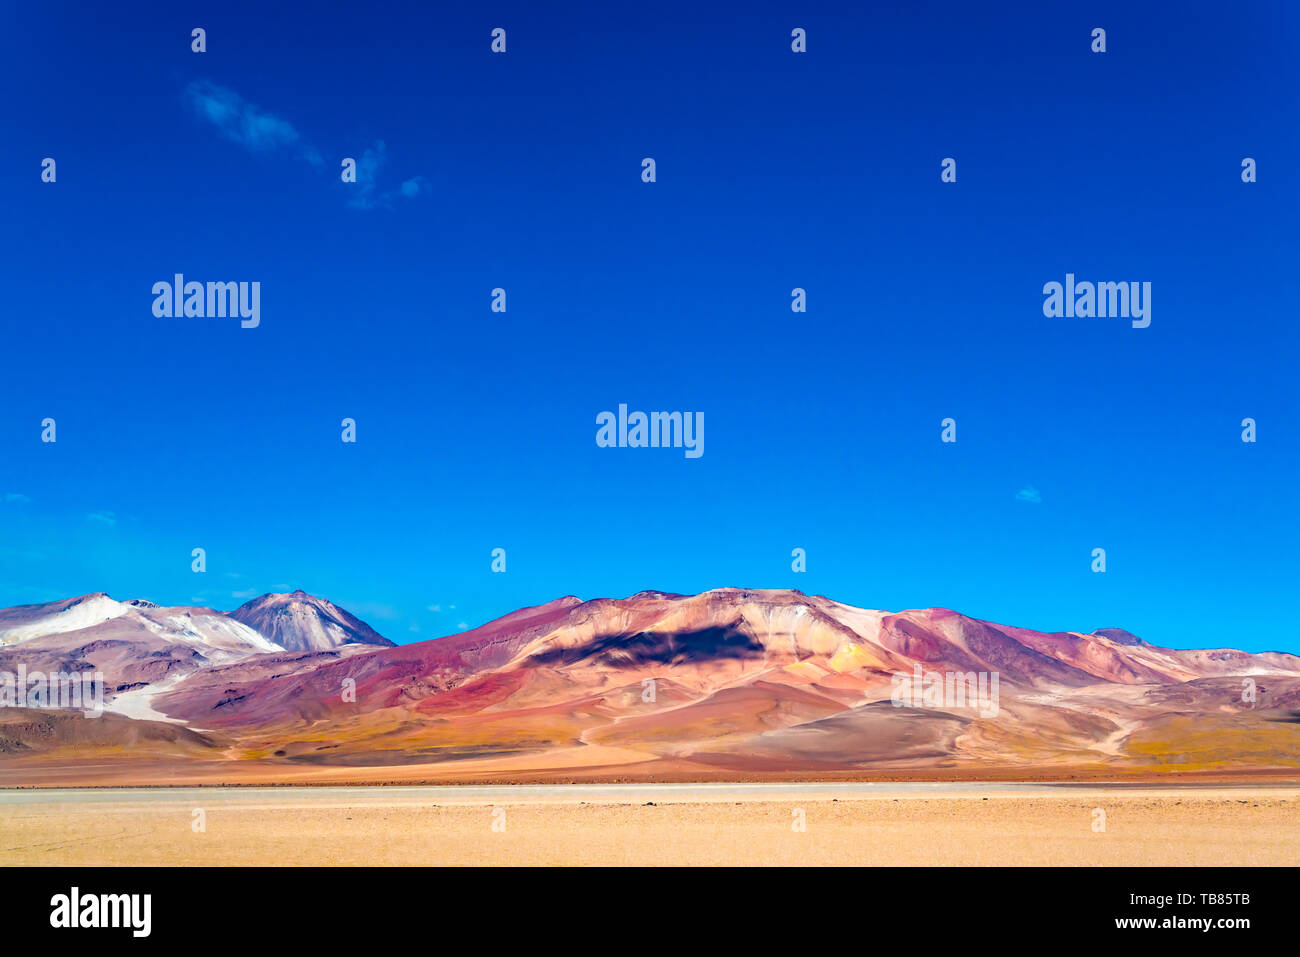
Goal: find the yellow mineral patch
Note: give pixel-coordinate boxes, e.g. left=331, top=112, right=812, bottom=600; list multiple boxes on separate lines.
left=782, top=661, right=828, bottom=681
left=829, top=642, right=882, bottom=673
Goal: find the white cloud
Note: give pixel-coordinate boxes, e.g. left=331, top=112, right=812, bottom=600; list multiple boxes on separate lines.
left=347, top=140, right=429, bottom=210
left=185, top=80, right=313, bottom=158
left=184, top=82, right=424, bottom=208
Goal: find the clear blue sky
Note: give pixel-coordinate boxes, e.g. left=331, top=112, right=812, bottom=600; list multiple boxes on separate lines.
left=1, top=1, right=1296, bottom=652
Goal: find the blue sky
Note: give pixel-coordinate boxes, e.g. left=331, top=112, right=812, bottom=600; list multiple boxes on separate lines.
left=1, top=1, right=1296, bottom=652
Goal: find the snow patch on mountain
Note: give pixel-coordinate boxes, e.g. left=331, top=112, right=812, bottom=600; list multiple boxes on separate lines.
left=0, top=594, right=129, bottom=645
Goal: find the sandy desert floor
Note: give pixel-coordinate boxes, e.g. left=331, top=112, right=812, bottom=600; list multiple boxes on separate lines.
left=0, top=783, right=1294, bottom=866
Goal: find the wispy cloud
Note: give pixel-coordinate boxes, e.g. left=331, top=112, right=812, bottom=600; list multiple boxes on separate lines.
left=348, top=140, right=429, bottom=210
left=185, top=80, right=319, bottom=163
left=399, top=176, right=430, bottom=198
left=3, top=493, right=30, bottom=504
left=87, top=511, right=117, bottom=525
left=185, top=81, right=425, bottom=209
left=1015, top=486, right=1042, bottom=505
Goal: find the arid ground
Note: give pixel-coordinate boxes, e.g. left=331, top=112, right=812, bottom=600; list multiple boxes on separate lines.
left=1, top=783, right=1295, bottom=866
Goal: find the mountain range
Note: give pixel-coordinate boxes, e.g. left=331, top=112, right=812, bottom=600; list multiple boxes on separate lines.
left=0, top=587, right=1297, bottom=785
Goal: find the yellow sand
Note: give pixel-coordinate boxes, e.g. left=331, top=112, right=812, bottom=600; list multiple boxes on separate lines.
left=1, top=787, right=1294, bottom=866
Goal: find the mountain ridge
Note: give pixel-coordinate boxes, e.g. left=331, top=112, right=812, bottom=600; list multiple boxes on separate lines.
left=227, top=590, right=395, bottom=651
left=2, top=587, right=1298, bottom=783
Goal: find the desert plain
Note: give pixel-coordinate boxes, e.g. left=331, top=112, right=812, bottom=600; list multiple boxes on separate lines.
left=1, top=783, right=1296, bottom=867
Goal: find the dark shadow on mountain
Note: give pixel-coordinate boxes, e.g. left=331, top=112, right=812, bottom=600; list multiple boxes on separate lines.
left=530, top=626, right=766, bottom=668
